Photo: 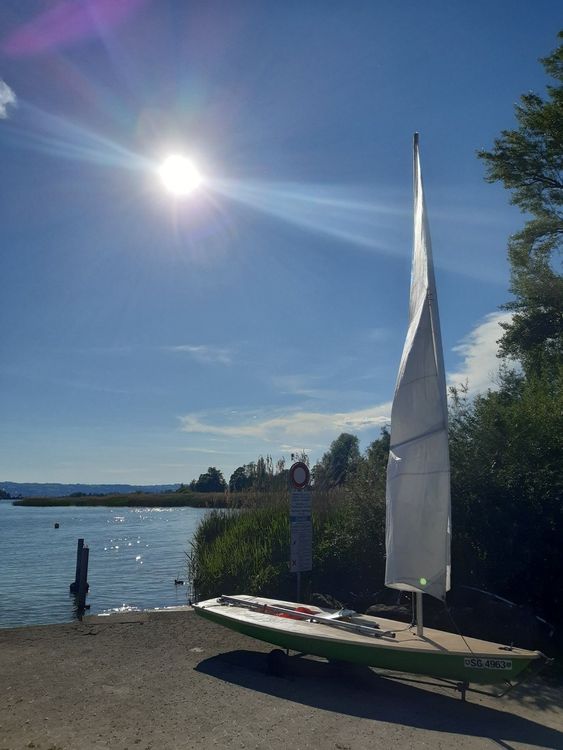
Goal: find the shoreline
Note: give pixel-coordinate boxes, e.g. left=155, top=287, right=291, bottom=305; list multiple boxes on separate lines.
left=10, top=492, right=232, bottom=508
left=1, top=608, right=562, bottom=749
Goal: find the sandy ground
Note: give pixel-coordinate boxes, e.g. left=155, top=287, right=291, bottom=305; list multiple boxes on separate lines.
left=0, top=608, right=561, bottom=750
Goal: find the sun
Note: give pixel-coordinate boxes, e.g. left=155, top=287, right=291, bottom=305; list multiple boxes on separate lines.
left=159, top=154, right=202, bottom=196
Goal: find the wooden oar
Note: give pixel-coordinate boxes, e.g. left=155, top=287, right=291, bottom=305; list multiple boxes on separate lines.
left=218, top=595, right=397, bottom=639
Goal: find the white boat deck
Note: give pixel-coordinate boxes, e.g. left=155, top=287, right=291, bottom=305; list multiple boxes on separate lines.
left=196, top=595, right=539, bottom=659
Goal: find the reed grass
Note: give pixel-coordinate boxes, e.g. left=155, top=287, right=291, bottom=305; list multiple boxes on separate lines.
left=188, top=501, right=293, bottom=600
left=188, top=486, right=387, bottom=608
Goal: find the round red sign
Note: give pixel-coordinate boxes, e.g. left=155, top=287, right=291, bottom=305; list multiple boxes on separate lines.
left=289, top=461, right=310, bottom=489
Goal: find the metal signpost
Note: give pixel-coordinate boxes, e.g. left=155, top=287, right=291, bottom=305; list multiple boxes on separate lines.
left=289, top=462, right=312, bottom=601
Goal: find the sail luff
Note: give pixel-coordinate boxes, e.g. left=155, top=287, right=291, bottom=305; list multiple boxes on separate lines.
left=384, top=134, right=451, bottom=602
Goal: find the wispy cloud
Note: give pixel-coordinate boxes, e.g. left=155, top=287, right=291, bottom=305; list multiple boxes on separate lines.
left=271, top=373, right=341, bottom=400
left=176, top=312, right=514, bottom=456
left=166, top=310, right=516, bottom=478
left=179, top=403, right=390, bottom=445
left=180, top=446, right=251, bottom=456
left=447, top=312, right=514, bottom=395
left=164, top=344, right=232, bottom=365
left=0, top=79, right=16, bottom=118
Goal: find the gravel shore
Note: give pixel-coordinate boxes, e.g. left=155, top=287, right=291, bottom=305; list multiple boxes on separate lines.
left=1, top=608, right=561, bottom=750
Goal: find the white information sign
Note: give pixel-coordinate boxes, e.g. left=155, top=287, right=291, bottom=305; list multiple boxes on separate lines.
left=290, top=519, right=312, bottom=572
left=291, top=490, right=312, bottom=516
left=290, top=490, right=312, bottom=572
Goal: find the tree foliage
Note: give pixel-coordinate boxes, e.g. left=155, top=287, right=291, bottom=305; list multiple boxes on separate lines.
left=228, top=455, right=288, bottom=493
left=478, top=32, right=563, bottom=374
left=312, top=432, right=360, bottom=489
left=189, top=467, right=227, bottom=493
left=449, top=368, right=562, bottom=623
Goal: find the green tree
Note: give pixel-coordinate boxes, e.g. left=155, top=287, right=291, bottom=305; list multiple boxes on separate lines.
left=192, top=467, right=227, bottom=493
left=313, top=433, right=360, bottom=489
left=254, top=456, right=270, bottom=491
left=448, top=369, right=563, bottom=623
left=478, top=32, right=563, bottom=374
left=228, top=466, right=251, bottom=492
left=229, top=455, right=289, bottom=493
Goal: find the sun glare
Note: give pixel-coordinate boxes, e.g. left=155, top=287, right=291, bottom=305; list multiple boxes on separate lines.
left=159, top=155, right=202, bottom=196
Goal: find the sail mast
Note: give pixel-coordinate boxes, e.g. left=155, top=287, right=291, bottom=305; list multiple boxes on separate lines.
left=384, top=134, right=451, bottom=629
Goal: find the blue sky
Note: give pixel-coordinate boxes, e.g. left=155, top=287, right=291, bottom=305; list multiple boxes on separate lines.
left=0, top=2, right=560, bottom=484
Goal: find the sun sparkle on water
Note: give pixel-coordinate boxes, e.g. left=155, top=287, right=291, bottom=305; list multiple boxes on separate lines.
left=159, top=154, right=202, bottom=196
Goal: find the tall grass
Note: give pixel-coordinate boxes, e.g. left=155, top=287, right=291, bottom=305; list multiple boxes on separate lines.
left=188, top=501, right=292, bottom=600
left=188, top=486, right=387, bottom=608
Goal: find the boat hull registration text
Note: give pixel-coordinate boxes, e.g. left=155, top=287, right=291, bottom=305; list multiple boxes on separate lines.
left=464, top=657, right=512, bottom=670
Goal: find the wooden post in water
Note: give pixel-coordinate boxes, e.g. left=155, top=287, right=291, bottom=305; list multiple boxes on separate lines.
left=70, top=538, right=84, bottom=594
left=76, top=544, right=89, bottom=611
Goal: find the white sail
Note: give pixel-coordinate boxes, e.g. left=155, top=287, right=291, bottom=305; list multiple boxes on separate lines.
left=385, top=134, right=451, bottom=602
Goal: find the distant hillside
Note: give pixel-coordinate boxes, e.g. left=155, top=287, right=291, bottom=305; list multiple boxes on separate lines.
left=0, top=482, right=181, bottom=499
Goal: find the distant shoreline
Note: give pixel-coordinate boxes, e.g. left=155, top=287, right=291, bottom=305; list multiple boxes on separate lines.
left=12, top=491, right=232, bottom=509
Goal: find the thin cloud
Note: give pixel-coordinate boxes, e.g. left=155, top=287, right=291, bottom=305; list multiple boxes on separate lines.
left=271, top=373, right=341, bottom=400
left=165, top=344, right=232, bottom=365
left=0, top=79, right=16, bottom=118
left=280, top=443, right=315, bottom=453
left=177, top=314, right=512, bottom=452
left=448, top=312, right=514, bottom=395
left=179, top=403, right=390, bottom=445
left=179, top=446, right=251, bottom=456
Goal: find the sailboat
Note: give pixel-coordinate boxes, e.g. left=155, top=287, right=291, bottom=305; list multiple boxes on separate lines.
left=193, top=135, right=544, bottom=690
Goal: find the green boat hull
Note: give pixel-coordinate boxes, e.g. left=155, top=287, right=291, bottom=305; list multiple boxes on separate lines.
left=195, top=604, right=540, bottom=685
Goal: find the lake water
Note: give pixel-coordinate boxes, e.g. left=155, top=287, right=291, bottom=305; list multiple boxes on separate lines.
left=0, top=500, right=212, bottom=629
